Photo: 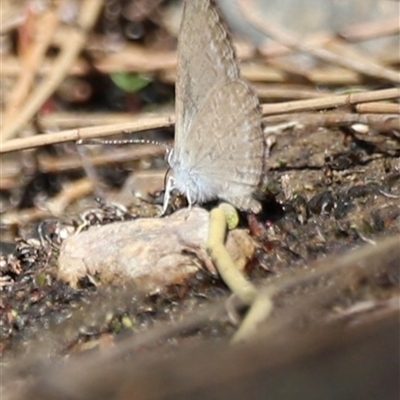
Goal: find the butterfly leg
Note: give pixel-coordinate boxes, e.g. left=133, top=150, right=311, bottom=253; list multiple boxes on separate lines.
left=160, top=175, right=176, bottom=216
left=186, top=190, right=194, bottom=212
left=182, top=190, right=195, bottom=220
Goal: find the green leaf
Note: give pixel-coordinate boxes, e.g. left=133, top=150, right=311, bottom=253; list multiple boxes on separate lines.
left=111, top=72, right=152, bottom=93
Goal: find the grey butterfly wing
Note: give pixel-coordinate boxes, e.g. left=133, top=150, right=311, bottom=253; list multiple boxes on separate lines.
left=175, top=0, right=239, bottom=151
left=178, top=79, right=265, bottom=212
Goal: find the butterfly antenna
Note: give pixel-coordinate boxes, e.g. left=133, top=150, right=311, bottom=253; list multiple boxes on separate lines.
left=76, top=138, right=171, bottom=151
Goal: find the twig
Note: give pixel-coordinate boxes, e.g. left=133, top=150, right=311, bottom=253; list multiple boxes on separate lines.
left=253, top=83, right=332, bottom=100
left=260, top=18, right=400, bottom=58
left=2, top=87, right=397, bottom=154
left=38, top=145, right=166, bottom=173
left=0, top=146, right=167, bottom=190
left=239, top=0, right=400, bottom=83
left=0, top=12, right=25, bottom=35
left=263, top=112, right=400, bottom=132
left=261, top=88, right=400, bottom=115
left=1, top=0, right=104, bottom=142
left=243, top=63, right=363, bottom=85
left=2, top=178, right=93, bottom=225
left=2, top=8, right=59, bottom=127
left=355, top=102, right=400, bottom=114
left=0, top=114, right=174, bottom=153
left=38, top=112, right=137, bottom=129
left=3, top=52, right=369, bottom=86
left=339, top=17, right=400, bottom=41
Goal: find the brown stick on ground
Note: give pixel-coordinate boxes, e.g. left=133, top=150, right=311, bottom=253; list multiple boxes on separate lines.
left=0, top=0, right=104, bottom=142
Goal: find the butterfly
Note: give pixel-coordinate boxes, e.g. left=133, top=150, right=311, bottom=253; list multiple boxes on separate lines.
left=163, top=0, right=265, bottom=214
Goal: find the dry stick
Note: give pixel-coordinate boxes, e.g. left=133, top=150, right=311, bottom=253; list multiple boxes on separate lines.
left=2, top=52, right=367, bottom=85
left=240, top=0, right=400, bottom=83
left=264, top=54, right=360, bottom=85
left=0, top=114, right=175, bottom=154
left=253, top=83, right=332, bottom=100
left=261, top=88, right=400, bottom=115
left=1, top=88, right=397, bottom=154
left=263, top=112, right=400, bottom=132
left=323, top=36, right=399, bottom=77
left=2, top=9, right=59, bottom=127
left=0, top=0, right=103, bottom=142
left=2, top=178, right=94, bottom=225
left=303, top=67, right=360, bottom=85
left=206, top=205, right=257, bottom=306
left=259, top=17, right=400, bottom=59
left=339, top=16, right=400, bottom=41
left=252, top=63, right=363, bottom=86
left=0, top=146, right=166, bottom=188
left=38, top=112, right=137, bottom=128
left=261, top=31, right=335, bottom=58
left=0, top=12, right=25, bottom=35
left=41, top=145, right=166, bottom=173
left=355, top=102, right=400, bottom=114
left=53, top=27, right=178, bottom=72
left=37, top=85, right=328, bottom=131
left=0, top=42, right=177, bottom=77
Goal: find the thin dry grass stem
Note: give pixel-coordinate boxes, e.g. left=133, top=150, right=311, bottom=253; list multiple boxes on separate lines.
left=264, top=112, right=400, bottom=132
left=323, top=36, right=398, bottom=74
left=0, top=12, right=25, bottom=35
left=1, top=88, right=397, bottom=154
left=264, top=57, right=316, bottom=80
left=2, top=178, right=94, bottom=225
left=260, top=31, right=333, bottom=58
left=2, top=147, right=164, bottom=192
left=253, top=83, right=332, bottom=100
left=261, top=88, right=400, bottom=115
left=339, top=16, right=400, bottom=41
left=0, top=0, right=104, bottom=143
left=243, top=63, right=363, bottom=85
left=0, top=178, right=16, bottom=191
left=0, top=42, right=177, bottom=77
left=2, top=8, right=59, bottom=128
left=0, top=114, right=175, bottom=154
left=3, top=54, right=372, bottom=86
left=38, top=145, right=166, bottom=173
left=264, top=54, right=368, bottom=86
left=2, top=53, right=390, bottom=87
left=355, top=102, right=400, bottom=114
left=46, top=177, right=94, bottom=216
left=161, top=64, right=285, bottom=85
left=0, top=54, right=105, bottom=78
left=239, top=0, right=400, bottom=83
left=261, top=17, right=399, bottom=58
left=94, top=43, right=177, bottom=72
left=304, top=67, right=361, bottom=85
left=38, top=112, right=142, bottom=129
